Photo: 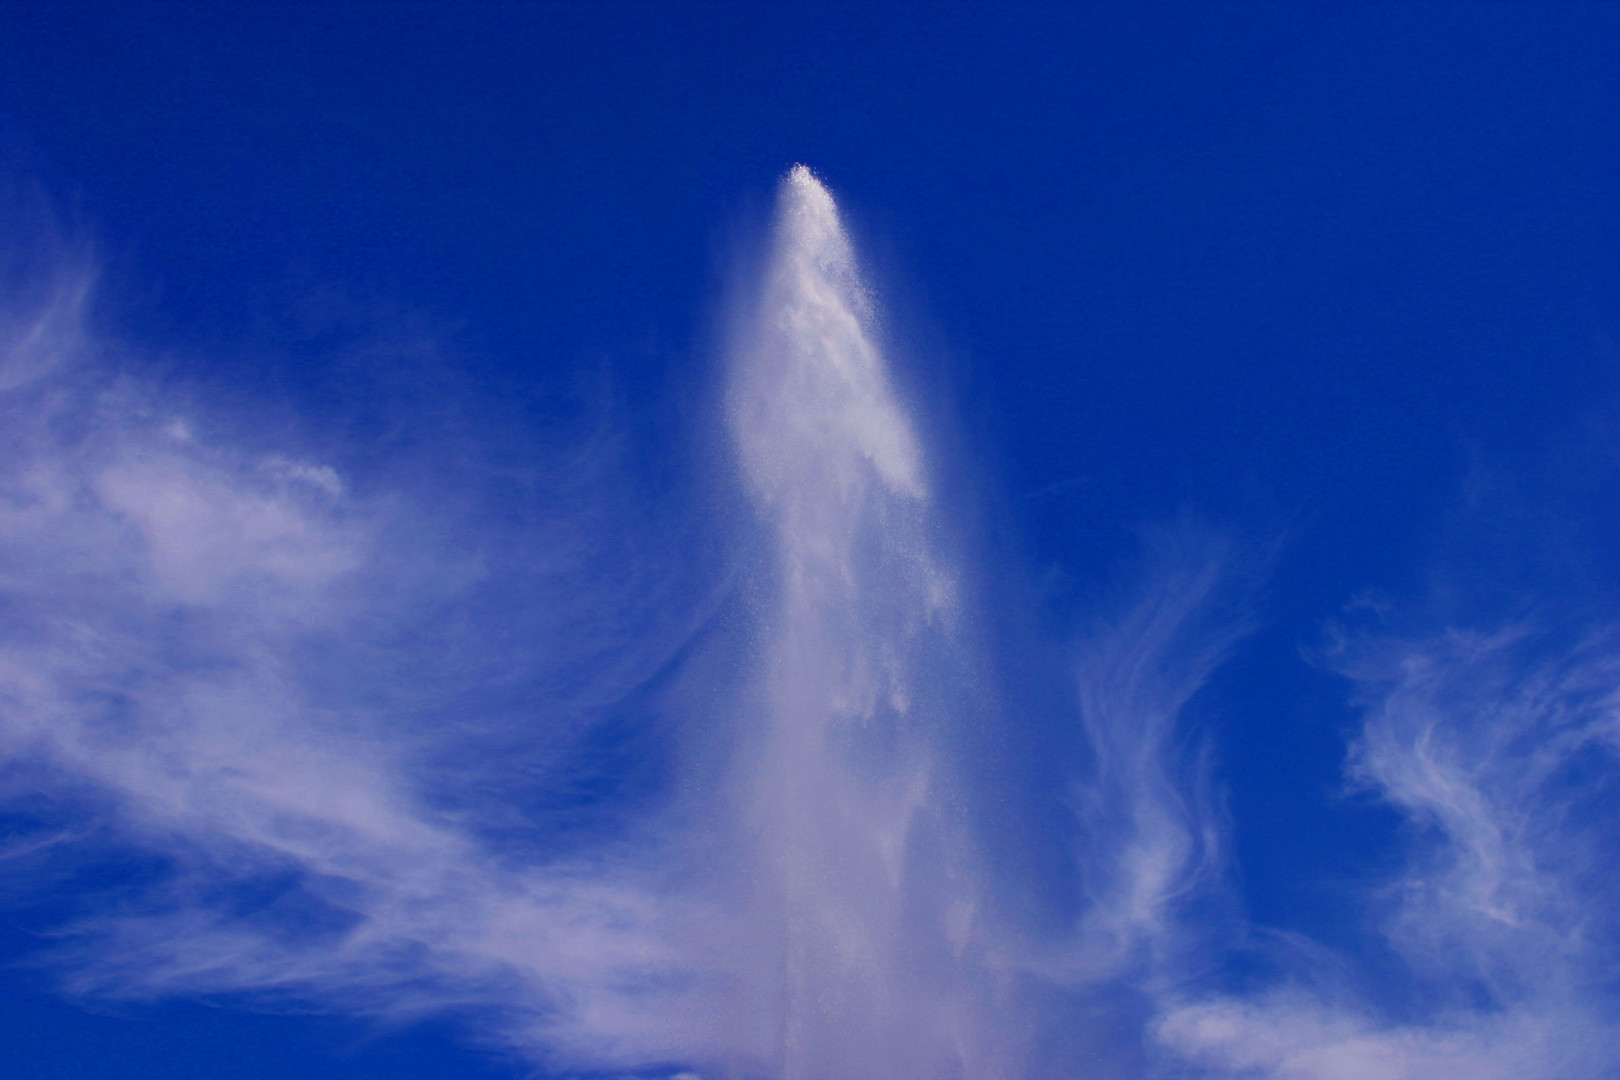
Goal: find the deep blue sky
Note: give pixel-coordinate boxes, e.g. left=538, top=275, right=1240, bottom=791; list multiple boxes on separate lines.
left=2, top=4, right=1618, bottom=1078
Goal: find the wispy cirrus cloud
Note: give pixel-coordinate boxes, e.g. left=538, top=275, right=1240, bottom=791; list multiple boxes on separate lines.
left=1156, top=619, right=1620, bottom=1079
left=0, top=203, right=732, bottom=1070
left=1035, top=528, right=1250, bottom=990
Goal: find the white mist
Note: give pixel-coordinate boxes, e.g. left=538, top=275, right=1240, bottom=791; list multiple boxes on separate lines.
left=721, top=166, right=999, bottom=1080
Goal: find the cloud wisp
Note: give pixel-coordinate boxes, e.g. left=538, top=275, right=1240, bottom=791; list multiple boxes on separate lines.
left=0, top=211, right=713, bottom=1069
left=2, top=169, right=1619, bottom=1080
left=1159, top=623, right=1620, bottom=1079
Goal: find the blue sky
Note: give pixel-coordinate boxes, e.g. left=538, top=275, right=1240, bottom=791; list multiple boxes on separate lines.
left=1, top=4, right=1618, bottom=1078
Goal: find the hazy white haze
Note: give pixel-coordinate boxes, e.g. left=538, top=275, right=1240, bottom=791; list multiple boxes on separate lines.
left=2, top=168, right=1618, bottom=1079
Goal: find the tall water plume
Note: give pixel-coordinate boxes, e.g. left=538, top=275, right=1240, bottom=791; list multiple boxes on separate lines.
left=721, top=165, right=997, bottom=1080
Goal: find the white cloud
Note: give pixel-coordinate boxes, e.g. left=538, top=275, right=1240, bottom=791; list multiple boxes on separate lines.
left=1156, top=624, right=1620, bottom=1078
left=1036, top=528, right=1251, bottom=986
